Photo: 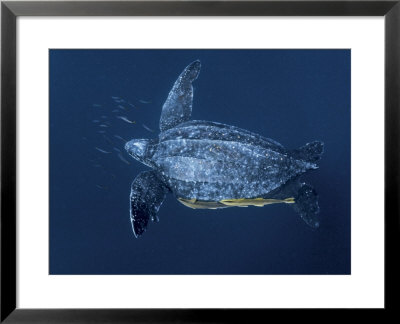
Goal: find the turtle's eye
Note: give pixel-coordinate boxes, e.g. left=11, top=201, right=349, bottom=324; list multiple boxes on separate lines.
left=125, top=139, right=148, bottom=160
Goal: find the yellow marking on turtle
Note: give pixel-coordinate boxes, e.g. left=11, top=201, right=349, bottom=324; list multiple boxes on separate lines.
left=178, top=197, right=295, bottom=209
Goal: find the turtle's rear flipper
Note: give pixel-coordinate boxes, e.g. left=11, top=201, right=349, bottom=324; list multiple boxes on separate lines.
left=130, top=171, right=169, bottom=237
left=292, top=183, right=320, bottom=229
left=292, top=141, right=324, bottom=163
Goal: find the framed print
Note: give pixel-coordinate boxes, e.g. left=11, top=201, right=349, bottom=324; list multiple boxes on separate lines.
left=47, top=49, right=348, bottom=275
left=1, top=0, right=399, bottom=322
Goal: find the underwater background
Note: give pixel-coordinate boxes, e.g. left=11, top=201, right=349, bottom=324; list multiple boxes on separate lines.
left=49, top=49, right=350, bottom=274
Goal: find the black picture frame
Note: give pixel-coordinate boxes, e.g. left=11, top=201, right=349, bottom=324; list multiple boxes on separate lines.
left=1, top=0, right=399, bottom=322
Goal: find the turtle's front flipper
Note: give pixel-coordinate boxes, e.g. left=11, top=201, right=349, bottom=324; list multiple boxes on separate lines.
left=159, top=60, right=201, bottom=132
left=130, top=171, right=169, bottom=237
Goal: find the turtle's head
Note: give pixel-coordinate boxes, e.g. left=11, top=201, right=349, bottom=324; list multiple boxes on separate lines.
left=125, top=139, right=156, bottom=167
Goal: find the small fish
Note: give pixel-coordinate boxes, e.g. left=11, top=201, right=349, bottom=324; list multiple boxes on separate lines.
left=99, top=124, right=109, bottom=128
left=95, top=147, right=111, bottom=154
left=92, top=104, right=102, bottom=107
left=117, top=105, right=127, bottom=110
left=117, top=153, right=130, bottom=165
left=114, top=135, right=127, bottom=142
left=112, top=109, right=119, bottom=113
left=128, top=102, right=136, bottom=108
left=96, top=184, right=108, bottom=190
left=111, top=96, right=120, bottom=100
left=92, top=119, right=100, bottom=123
left=97, top=130, right=106, bottom=134
left=139, top=99, right=152, bottom=104
left=116, top=116, right=136, bottom=124
left=101, top=115, right=108, bottom=119
left=142, top=124, right=154, bottom=133
left=103, top=135, right=114, bottom=146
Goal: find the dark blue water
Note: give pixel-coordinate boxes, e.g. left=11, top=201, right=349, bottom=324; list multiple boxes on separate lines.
left=49, top=49, right=350, bottom=274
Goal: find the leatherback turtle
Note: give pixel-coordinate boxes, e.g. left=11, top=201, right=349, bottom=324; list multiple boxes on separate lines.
left=125, top=60, right=324, bottom=237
